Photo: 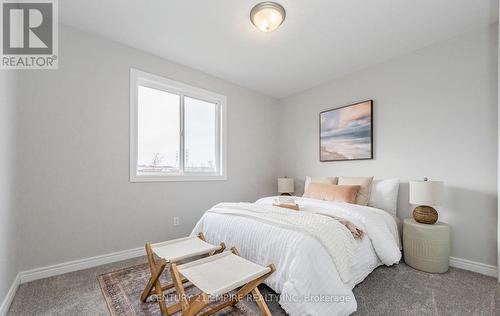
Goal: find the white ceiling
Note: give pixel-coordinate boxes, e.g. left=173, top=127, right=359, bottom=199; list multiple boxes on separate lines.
left=60, top=0, right=498, bottom=99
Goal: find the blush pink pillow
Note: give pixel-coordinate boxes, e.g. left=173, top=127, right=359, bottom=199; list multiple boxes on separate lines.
left=303, top=183, right=361, bottom=204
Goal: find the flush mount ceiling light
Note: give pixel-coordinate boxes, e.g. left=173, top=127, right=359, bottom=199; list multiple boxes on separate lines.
left=250, top=2, right=286, bottom=32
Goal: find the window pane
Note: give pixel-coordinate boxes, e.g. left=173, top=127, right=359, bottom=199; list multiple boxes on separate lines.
left=137, top=85, right=180, bottom=174
left=184, top=97, right=217, bottom=173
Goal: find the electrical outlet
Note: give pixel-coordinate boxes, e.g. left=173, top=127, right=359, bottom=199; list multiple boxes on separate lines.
left=173, top=216, right=180, bottom=226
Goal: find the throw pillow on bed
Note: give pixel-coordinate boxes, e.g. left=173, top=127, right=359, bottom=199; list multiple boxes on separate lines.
left=304, top=176, right=338, bottom=191
left=302, top=183, right=360, bottom=204
left=337, top=176, right=374, bottom=206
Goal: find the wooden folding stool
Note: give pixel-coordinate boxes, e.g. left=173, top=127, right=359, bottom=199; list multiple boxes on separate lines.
left=141, top=233, right=225, bottom=315
left=170, top=247, right=276, bottom=316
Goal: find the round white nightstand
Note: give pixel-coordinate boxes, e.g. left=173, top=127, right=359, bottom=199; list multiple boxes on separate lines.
left=403, top=218, right=450, bottom=273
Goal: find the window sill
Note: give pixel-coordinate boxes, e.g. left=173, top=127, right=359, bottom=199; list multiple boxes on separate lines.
left=130, top=175, right=227, bottom=182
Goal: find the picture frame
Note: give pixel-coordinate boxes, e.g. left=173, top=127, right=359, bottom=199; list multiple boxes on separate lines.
left=319, top=100, right=373, bottom=162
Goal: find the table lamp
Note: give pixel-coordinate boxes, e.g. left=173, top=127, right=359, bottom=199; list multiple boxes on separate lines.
left=278, top=177, right=294, bottom=196
left=409, top=178, right=443, bottom=224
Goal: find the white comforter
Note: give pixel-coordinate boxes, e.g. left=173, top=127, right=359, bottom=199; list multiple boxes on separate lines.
left=191, top=197, right=401, bottom=316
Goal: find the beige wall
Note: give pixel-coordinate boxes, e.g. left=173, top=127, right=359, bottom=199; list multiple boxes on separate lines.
left=8, top=23, right=499, bottom=273
left=498, top=7, right=500, bottom=280
left=278, top=25, right=498, bottom=266
left=15, top=25, right=280, bottom=270
left=0, top=71, right=18, bottom=304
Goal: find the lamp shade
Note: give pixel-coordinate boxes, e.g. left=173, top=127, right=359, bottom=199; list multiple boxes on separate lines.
left=409, top=180, right=443, bottom=206
left=278, top=177, right=294, bottom=194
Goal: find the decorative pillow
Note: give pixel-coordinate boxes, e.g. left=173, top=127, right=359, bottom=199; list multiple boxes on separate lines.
left=304, top=176, right=338, bottom=191
left=368, top=178, right=400, bottom=216
left=303, top=183, right=360, bottom=204
left=337, top=176, right=374, bottom=206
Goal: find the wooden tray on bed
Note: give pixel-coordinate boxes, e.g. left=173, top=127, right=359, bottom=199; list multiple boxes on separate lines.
left=273, top=203, right=300, bottom=211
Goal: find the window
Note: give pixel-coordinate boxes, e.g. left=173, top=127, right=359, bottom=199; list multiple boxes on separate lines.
left=130, top=69, right=226, bottom=182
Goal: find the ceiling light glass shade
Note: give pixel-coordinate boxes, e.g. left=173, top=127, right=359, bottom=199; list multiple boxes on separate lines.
left=250, top=2, right=286, bottom=32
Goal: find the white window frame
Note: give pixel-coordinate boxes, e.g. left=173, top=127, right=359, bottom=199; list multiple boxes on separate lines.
left=130, top=68, right=227, bottom=182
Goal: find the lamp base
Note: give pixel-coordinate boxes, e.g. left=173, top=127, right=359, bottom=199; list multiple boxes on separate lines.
left=413, top=205, right=438, bottom=224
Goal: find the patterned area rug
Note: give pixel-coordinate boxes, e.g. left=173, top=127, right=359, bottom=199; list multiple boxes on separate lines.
left=98, top=263, right=258, bottom=316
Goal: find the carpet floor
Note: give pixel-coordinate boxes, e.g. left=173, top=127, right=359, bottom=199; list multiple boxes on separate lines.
left=7, top=256, right=499, bottom=315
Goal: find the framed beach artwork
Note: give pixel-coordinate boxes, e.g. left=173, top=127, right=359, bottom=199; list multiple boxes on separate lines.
left=319, top=100, right=373, bottom=161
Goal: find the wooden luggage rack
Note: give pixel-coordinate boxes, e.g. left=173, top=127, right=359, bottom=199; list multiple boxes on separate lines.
left=141, top=233, right=225, bottom=315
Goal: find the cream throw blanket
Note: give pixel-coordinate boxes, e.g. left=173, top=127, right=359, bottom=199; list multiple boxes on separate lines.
left=208, top=202, right=356, bottom=283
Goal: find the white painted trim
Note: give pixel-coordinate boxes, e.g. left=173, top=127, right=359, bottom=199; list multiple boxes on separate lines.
left=0, top=273, right=20, bottom=316
left=449, top=256, right=498, bottom=278
left=19, top=247, right=144, bottom=284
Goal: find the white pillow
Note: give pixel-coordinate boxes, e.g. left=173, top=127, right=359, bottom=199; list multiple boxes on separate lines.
left=368, top=178, right=400, bottom=216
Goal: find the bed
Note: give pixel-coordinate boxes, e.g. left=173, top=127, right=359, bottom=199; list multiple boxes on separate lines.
left=191, top=196, right=401, bottom=316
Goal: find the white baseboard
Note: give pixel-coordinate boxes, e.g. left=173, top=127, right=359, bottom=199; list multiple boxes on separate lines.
left=0, top=273, right=20, bottom=316
left=19, top=246, right=144, bottom=284
left=13, top=249, right=500, bottom=284
left=449, top=256, right=498, bottom=278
